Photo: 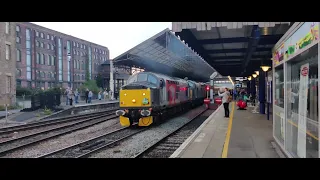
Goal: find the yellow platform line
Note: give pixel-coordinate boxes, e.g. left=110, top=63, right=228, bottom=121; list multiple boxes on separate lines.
left=275, top=113, right=318, bottom=141
left=221, top=102, right=235, bottom=158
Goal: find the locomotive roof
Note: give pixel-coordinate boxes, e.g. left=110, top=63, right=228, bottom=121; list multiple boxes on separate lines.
left=137, top=71, right=191, bottom=83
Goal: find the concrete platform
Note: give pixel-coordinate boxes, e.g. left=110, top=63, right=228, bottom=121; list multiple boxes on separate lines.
left=0, top=100, right=119, bottom=126
left=171, top=102, right=281, bottom=158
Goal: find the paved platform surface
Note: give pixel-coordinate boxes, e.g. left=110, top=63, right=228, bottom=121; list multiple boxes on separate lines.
left=171, top=102, right=280, bottom=158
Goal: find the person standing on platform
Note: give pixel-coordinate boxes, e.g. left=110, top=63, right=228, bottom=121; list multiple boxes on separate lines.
left=218, top=87, right=231, bottom=118
left=98, top=91, right=102, bottom=100
left=88, top=90, right=93, bottom=103
left=74, top=89, right=79, bottom=104
left=85, top=88, right=89, bottom=103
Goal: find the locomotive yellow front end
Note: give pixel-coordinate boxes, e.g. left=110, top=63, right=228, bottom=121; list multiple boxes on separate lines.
left=116, top=88, right=153, bottom=127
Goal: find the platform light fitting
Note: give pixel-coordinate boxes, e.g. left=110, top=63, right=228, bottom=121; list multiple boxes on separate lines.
left=255, top=71, right=259, bottom=75
left=260, top=65, right=271, bottom=72
left=248, top=76, right=252, bottom=81
left=252, top=74, right=257, bottom=78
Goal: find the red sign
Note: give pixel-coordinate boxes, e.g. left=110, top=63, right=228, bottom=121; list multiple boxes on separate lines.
left=301, top=66, right=308, bottom=76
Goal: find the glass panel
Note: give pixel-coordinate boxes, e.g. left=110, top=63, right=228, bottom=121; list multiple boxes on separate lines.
left=274, top=64, right=285, bottom=146
left=148, top=75, right=158, bottom=84
left=285, top=44, right=318, bottom=158
left=275, top=65, right=285, bottom=108
left=137, top=73, right=147, bottom=82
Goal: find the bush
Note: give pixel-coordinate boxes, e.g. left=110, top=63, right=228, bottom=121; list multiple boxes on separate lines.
left=80, top=80, right=100, bottom=94
left=16, top=87, right=33, bottom=96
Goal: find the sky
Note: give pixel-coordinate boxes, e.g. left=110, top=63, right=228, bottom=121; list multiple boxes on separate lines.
left=32, top=22, right=172, bottom=59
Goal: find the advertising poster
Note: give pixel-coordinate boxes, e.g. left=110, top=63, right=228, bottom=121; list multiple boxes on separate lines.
left=284, top=22, right=319, bottom=60
left=273, top=22, right=319, bottom=65
left=297, top=63, right=309, bottom=158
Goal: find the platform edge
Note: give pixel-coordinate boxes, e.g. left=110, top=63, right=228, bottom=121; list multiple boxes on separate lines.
left=169, top=104, right=223, bottom=158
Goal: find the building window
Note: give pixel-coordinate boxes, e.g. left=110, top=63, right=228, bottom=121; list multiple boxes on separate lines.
left=36, top=41, right=39, bottom=47
left=51, top=44, right=54, bottom=50
left=47, top=34, right=50, bottom=39
left=16, top=25, right=20, bottom=32
left=83, top=45, right=86, bottom=50
left=41, top=72, right=45, bottom=78
left=16, top=80, right=21, bottom=87
left=36, top=53, right=40, bottom=64
left=41, top=42, right=44, bottom=48
left=73, top=42, right=76, bottom=47
left=51, top=56, right=55, bottom=66
left=40, top=32, right=44, bottom=38
left=6, top=76, right=11, bottom=94
left=77, top=43, right=79, bottom=47
left=26, top=29, right=32, bottom=80
left=41, top=54, right=45, bottom=65
left=5, top=22, right=10, bottom=34
left=16, top=69, right=21, bottom=77
left=17, top=49, right=21, bottom=62
left=47, top=55, right=51, bottom=65
left=47, top=44, right=50, bottom=49
left=16, top=37, right=21, bottom=43
left=77, top=60, right=80, bottom=69
left=73, top=50, right=76, bottom=55
left=35, top=31, right=39, bottom=37
left=51, top=35, right=54, bottom=40
left=5, top=44, right=10, bottom=60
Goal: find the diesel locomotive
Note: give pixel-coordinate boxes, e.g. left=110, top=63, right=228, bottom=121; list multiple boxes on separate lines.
left=115, top=72, right=208, bottom=127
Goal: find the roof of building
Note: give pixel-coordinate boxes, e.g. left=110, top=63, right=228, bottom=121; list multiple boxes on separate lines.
left=172, top=22, right=292, bottom=77
left=112, top=28, right=219, bottom=82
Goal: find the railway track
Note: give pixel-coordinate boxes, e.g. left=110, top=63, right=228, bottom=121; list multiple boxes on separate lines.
left=37, top=127, right=147, bottom=158
left=0, top=112, right=118, bottom=157
left=0, top=108, right=118, bottom=137
left=134, top=109, right=212, bottom=158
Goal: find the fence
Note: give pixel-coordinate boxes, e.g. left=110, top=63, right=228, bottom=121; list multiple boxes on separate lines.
left=19, top=92, right=61, bottom=112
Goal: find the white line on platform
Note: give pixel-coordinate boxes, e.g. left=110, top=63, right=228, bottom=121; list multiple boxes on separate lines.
left=170, top=105, right=223, bottom=158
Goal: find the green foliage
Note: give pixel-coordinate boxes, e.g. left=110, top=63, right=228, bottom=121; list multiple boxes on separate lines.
left=43, top=106, right=53, bottom=115
left=96, top=73, right=103, bottom=88
left=0, top=105, right=22, bottom=111
left=80, top=80, right=100, bottom=94
left=16, top=87, right=33, bottom=96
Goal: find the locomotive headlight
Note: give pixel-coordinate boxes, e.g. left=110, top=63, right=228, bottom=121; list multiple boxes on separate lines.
left=140, top=109, right=151, bottom=117
left=124, top=93, right=127, bottom=96
left=116, top=110, right=125, bottom=116
left=132, top=99, right=136, bottom=103
left=142, top=93, right=145, bottom=96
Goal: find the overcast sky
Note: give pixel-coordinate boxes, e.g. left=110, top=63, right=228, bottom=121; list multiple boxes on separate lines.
left=32, top=22, right=172, bottom=59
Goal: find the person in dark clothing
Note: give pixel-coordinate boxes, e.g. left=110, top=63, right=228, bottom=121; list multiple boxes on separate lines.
left=85, top=89, right=89, bottom=103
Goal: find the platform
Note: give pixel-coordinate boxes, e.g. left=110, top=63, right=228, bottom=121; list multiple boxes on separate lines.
left=171, top=102, right=281, bottom=158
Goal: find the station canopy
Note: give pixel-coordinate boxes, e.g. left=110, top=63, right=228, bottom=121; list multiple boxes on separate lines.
left=113, top=28, right=219, bottom=82
left=172, top=22, right=292, bottom=77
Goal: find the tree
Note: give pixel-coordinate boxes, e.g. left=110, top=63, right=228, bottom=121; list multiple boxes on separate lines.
left=80, top=80, right=100, bottom=94
left=96, top=73, right=103, bottom=88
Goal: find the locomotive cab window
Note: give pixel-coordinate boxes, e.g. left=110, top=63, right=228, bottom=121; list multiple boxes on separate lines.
left=127, top=74, right=138, bottom=84
left=137, top=73, right=148, bottom=82
left=147, top=75, right=158, bottom=85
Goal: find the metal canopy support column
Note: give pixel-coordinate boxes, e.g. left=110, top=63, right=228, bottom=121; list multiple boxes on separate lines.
left=247, top=81, right=251, bottom=95
left=251, top=78, right=256, bottom=98
left=259, top=69, right=266, bottom=114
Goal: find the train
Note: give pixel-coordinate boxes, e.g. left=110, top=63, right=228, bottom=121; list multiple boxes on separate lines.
left=115, top=72, right=209, bottom=127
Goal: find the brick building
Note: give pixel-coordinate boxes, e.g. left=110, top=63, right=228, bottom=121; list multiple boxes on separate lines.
left=15, top=22, right=109, bottom=90
left=0, top=22, right=17, bottom=106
